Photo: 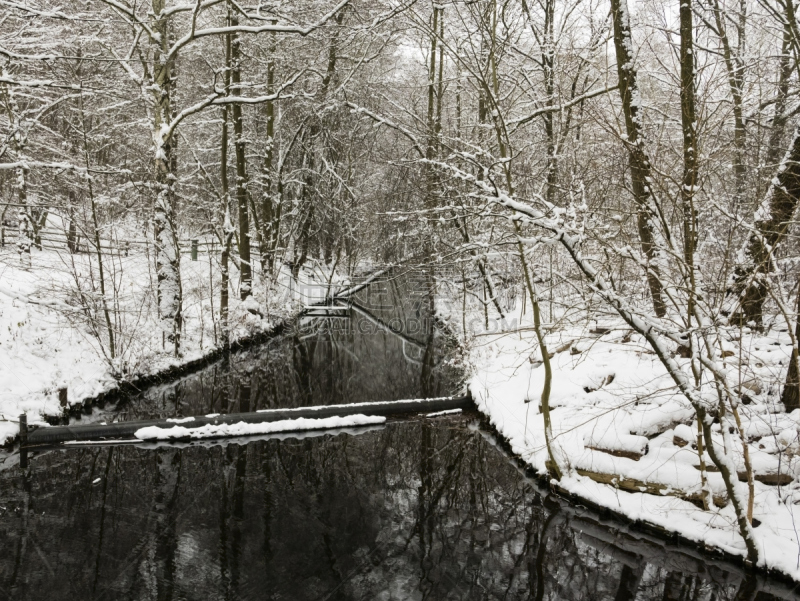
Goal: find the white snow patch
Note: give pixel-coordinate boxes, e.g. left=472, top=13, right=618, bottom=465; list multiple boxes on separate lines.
left=166, top=416, right=195, bottom=424
left=134, top=414, right=386, bottom=440
left=467, top=307, right=800, bottom=581
left=0, top=250, right=343, bottom=445
left=424, top=408, right=462, bottom=417
left=673, top=423, right=694, bottom=443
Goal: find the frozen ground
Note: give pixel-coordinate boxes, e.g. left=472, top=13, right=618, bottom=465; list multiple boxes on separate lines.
left=0, top=241, right=337, bottom=444
left=467, top=307, right=800, bottom=579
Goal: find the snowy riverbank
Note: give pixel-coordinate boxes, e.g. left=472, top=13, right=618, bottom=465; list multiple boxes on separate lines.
left=0, top=243, right=337, bottom=444
left=468, top=314, right=800, bottom=580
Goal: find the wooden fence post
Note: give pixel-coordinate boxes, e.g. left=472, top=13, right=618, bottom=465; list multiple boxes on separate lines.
left=19, top=413, right=27, bottom=446
left=19, top=413, right=27, bottom=469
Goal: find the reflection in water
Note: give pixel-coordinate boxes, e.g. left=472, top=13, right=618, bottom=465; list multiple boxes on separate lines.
left=1, top=271, right=797, bottom=600
left=0, top=417, right=794, bottom=600
left=104, top=271, right=461, bottom=422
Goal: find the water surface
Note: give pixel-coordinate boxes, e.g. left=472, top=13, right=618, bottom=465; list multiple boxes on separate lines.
left=0, top=272, right=796, bottom=600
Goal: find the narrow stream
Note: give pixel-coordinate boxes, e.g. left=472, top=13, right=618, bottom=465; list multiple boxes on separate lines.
left=0, top=271, right=797, bottom=600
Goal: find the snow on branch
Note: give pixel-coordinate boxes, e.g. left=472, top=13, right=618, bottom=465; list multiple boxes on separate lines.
left=162, top=0, right=224, bottom=18
left=0, top=46, right=59, bottom=61
left=0, top=0, right=79, bottom=19
left=158, top=70, right=305, bottom=147
left=165, top=0, right=352, bottom=62
left=0, top=160, right=87, bottom=173
left=345, top=101, right=424, bottom=157
left=509, top=84, right=620, bottom=129
left=0, top=76, right=85, bottom=91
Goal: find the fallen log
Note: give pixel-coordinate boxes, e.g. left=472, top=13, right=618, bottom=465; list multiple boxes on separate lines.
left=584, top=433, right=649, bottom=461
left=585, top=446, right=647, bottom=461
left=574, top=467, right=728, bottom=508
left=692, top=464, right=793, bottom=486
left=25, top=395, right=474, bottom=445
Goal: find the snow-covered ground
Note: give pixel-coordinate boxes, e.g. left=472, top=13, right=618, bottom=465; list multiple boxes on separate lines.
left=467, top=308, right=800, bottom=579
left=0, top=241, right=339, bottom=444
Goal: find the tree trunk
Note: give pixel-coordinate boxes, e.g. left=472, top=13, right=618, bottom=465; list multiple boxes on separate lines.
left=730, top=125, right=800, bottom=325
left=517, top=228, right=560, bottom=479
left=698, top=404, right=759, bottom=563
left=680, top=0, right=701, bottom=427
left=229, top=10, right=252, bottom=300
left=707, top=0, right=747, bottom=206
left=292, top=156, right=315, bottom=280
left=260, top=30, right=277, bottom=275
left=782, top=288, right=800, bottom=411
left=151, top=0, right=182, bottom=355
left=610, top=0, right=667, bottom=317
left=680, top=0, right=698, bottom=277
left=88, top=176, right=115, bottom=360
left=483, top=4, right=560, bottom=476
left=541, top=0, right=557, bottom=205
left=290, top=10, right=343, bottom=278
left=424, top=4, right=442, bottom=217
left=220, top=20, right=233, bottom=348
left=77, top=79, right=116, bottom=361
left=15, top=165, right=31, bottom=268
left=2, top=86, right=33, bottom=267
left=766, top=25, right=793, bottom=170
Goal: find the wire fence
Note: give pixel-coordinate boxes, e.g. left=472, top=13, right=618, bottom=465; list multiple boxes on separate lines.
left=0, top=224, right=278, bottom=258
left=0, top=223, right=397, bottom=308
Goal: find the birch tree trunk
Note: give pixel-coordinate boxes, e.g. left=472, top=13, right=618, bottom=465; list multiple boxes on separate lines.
left=150, top=0, right=183, bottom=355
left=15, top=165, right=31, bottom=269
left=220, top=16, right=234, bottom=348
left=260, top=29, right=277, bottom=275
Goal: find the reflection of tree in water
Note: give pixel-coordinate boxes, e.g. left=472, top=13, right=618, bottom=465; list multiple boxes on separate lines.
left=101, top=271, right=461, bottom=422
left=0, top=419, right=787, bottom=601
left=349, top=270, right=435, bottom=345
left=114, top=320, right=460, bottom=424
left=129, top=449, right=181, bottom=601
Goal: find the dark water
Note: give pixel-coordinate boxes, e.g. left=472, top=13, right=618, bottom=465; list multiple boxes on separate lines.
left=0, top=272, right=797, bottom=600
left=104, top=269, right=462, bottom=422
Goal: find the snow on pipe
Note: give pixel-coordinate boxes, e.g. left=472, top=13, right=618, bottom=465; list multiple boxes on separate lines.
left=24, top=395, right=473, bottom=445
